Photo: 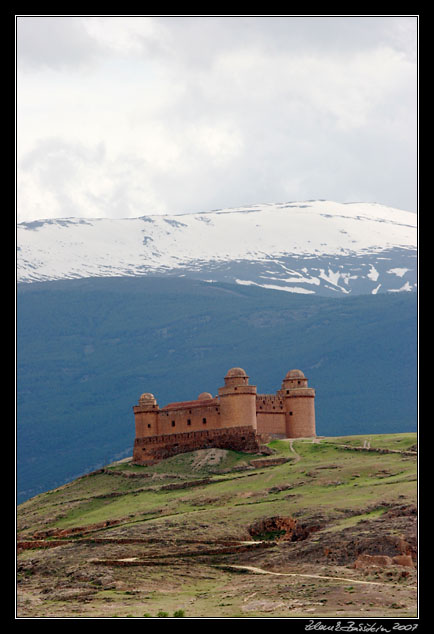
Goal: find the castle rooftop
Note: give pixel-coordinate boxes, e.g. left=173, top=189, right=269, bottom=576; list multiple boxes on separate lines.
left=161, top=397, right=217, bottom=411
left=225, top=367, right=248, bottom=378
left=285, top=369, right=306, bottom=379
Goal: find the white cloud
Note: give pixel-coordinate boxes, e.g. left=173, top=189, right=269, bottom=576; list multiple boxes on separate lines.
left=82, top=15, right=171, bottom=57
left=18, top=138, right=166, bottom=220
left=16, top=15, right=418, bottom=221
left=187, top=122, right=244, bottom=164
left=209, top=44, right=415, bottom=131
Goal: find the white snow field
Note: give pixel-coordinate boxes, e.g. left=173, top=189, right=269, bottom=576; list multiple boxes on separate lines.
left=17, top=200, right=417, bottom=295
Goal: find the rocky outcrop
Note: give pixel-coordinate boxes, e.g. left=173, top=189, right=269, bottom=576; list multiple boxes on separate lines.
left=30, top=519, right=124, bottom=540
left=249, top=457, right=290, bottom=468
left=248, top=516, right=322, bottom=542
left=353, top=553, right=414, bottom=569
left=336, top=445, right=417, bottom=457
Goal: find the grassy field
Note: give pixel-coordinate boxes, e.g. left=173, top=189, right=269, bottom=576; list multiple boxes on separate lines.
left=17, top=433, right=417, bottom=619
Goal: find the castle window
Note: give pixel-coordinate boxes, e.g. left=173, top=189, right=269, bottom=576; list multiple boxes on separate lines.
left=147, top=424, right=151, bottom=428
left=290, top=411, right=293, bottom=416
left=171, top=421, right=175, bottom=427
left=187, top=419, right=191, bottom=426
left=203, top=418, right=207, bottom=424
left=298, top=380, right=301, bottom=385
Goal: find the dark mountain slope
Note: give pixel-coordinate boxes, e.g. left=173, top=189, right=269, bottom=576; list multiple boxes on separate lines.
left=17, top=276, right=417, bottom=503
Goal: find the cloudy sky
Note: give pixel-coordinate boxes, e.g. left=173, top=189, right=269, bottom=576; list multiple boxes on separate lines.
left=16, top=15, right=418, bottom=223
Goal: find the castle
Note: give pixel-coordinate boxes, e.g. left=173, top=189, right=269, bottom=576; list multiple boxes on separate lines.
left=133, top=367, right=316, bottom=465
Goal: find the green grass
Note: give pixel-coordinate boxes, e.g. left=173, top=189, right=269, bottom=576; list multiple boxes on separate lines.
left=267, top=439, right=295, bottom=455
left=16, top=436, right=418, bottom=621
left=329, top=433, right=417, bottom=451
left=18, top=433, right=416, bottom=539
left=320, top=508, right=389, bottom=534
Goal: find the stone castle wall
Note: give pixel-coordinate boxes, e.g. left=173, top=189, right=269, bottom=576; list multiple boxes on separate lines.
left=132, top=367, right=316, bottom=465
left=133, top=426, right=266, bottom=465
left=160, top=398, right=221, bottom=434
left=256, top=394, right=287, bottom=437
left=134, top=397, right=221, bottom=438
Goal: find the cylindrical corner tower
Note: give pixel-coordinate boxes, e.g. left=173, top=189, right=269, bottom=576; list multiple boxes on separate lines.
left=133, top=392, right=159, bottom=439
left=218, top=367, right=257, bottom=430
left=282, top=370, right=316, bottom=438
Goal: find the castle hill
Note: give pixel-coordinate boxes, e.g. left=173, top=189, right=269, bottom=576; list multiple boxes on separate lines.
left=17, top=363, right=417, bottom=619
left=133, top=367, right=316, bottom=464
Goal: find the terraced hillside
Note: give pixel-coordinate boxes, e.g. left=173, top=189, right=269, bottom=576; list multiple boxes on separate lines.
left=17, top=433, right=417, bottom=619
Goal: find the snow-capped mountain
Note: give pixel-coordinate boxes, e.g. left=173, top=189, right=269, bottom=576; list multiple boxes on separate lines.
left=17, top=200, right=417, bottom=295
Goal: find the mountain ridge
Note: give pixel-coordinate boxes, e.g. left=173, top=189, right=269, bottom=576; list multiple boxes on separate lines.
left=17, top=200, right=417, bottom=296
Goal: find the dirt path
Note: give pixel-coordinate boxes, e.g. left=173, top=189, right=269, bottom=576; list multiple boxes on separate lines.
left=225, top=565, right=417, bottom=590
left=288, top=440, right=301, bottom=463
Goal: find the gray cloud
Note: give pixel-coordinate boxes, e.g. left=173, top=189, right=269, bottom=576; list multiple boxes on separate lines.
left=17, top=16, right=102, bottom=70
left=17, top=15, right=417, bottom=70
left=153, top=15, right=417, bottom=62
left=16, top=16, right=418, bottom=221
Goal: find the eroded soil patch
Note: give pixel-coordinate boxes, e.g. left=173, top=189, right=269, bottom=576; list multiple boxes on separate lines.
left=248, top=516, right=322, bottom=543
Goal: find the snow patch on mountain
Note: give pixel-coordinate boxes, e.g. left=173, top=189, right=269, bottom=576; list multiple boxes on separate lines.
left=389, top=280, right=413, bottom=293
left=387, top=267, right=410, bottom=277
left=235, top=279, right=316, bottom=294
left=17, top=200, right=417, bottom=295
left=367, top=265, right=380, bottom=281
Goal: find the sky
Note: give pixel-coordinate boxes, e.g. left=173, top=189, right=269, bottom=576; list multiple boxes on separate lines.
left=16, top=15, right=418, bottom=223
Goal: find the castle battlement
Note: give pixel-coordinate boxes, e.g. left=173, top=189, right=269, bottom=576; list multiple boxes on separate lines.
left=132, top=367, right=316, bottom=465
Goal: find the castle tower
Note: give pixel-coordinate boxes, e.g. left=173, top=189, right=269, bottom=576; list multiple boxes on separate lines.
left=133, top=393, right=159, bottom=438
left=281, top=370, right=316, bottom=438
left=218, top=367, right=257, bottom=430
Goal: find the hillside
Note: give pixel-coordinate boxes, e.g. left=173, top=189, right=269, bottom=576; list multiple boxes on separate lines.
left=16, top=277, right=417, bottom=504
left=17, top=433, right=417, bottom=619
